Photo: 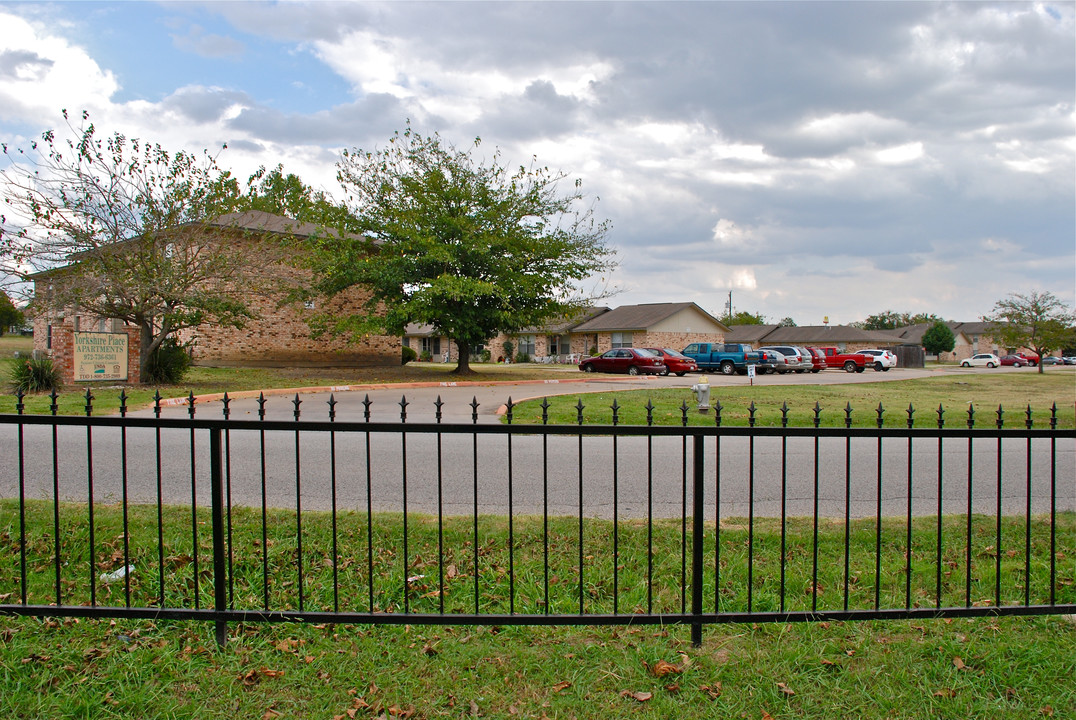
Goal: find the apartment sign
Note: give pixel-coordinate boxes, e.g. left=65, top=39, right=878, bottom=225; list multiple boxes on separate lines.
left=73, top=332, right=129, bottom=381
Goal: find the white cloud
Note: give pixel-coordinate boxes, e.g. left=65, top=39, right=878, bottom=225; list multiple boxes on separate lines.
left=875, top=142, right=924, bottom=164
left=0, top=11, right=119, bottom=123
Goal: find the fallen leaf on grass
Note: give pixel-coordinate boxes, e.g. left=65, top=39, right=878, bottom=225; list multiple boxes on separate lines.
left=261, top=709, right=282, bottom=720
left=620, top=690, right=653, bottom=702
left=240, top=667, right=285, bottom=686
left=933, top=688, right=956, bottom=698
left=645, top=659, right=683, bottom=677
left=952, top=657, right=966, bottom=670
left=700, top=683, right=722, bottom=699
left=551, top=681, right=571, bottom=693
left=777, top=682, right=795, bottom=696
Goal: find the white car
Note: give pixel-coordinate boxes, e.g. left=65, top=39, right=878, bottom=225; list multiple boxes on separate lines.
left=962, top=353, right=1001, bottom=368
left=858, top=348, right=897, bottom=371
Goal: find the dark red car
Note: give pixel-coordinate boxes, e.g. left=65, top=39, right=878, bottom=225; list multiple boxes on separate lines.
left=1000, top=355, right=1030, bottom=367
left=579, top=348, right=666, bottom=375
left=643, top=348, right=698, bottom=376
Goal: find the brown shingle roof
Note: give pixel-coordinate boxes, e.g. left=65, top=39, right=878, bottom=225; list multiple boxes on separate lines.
left=573, top=302, right=726, bottom=332
left=723, top=324, right=779, bottom=343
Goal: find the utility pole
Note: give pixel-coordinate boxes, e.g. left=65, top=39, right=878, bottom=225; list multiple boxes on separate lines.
left=724, top=291, right=733, bottom=321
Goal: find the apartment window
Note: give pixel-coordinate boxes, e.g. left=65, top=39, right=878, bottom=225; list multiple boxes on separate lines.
left=421, top=337, right=441, bottom=356
left=516, top=334, right=536, bottom=356
left=611, top=332, right=633, bottom=349
left=548, top=335, right=570, bottom=355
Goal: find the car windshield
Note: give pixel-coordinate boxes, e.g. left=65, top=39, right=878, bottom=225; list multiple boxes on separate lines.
left=634, top=348, right=658, bottom=357
left=660, top=349, right=688, bottom=359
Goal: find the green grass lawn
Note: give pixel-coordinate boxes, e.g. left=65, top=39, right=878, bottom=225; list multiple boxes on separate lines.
left=1, top=501, right=1073, bottom=719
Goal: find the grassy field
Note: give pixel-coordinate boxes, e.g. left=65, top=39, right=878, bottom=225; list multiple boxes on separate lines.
left=0, top=358, right=574, bottom=415
left=1, top=501, right=1073, bottom=719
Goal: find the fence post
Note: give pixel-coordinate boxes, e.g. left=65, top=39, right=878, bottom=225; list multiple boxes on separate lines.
left=210, top=426, right=228, bottom=648
left=691, top=434, right=705, bottom=648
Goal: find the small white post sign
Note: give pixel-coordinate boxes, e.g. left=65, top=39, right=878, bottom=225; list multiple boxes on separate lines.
left=73, top=332, right=129, bottom=382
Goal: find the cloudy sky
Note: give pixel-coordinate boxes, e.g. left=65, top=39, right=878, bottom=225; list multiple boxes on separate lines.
left=1, top=1, right=1073, bottom=324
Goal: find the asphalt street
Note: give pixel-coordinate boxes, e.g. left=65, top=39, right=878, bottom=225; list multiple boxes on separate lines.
left=2, top=366, right=1073, bottom=521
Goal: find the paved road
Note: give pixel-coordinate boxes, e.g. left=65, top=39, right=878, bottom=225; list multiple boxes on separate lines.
left=2, top=366, right=1073, bottom=520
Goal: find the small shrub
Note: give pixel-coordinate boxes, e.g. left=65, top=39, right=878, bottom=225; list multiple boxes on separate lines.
left=402, top=346, right=417, bottom=364
left=10, top=356, right=62, bottom=393
left=481, top=349, right=491, bottom=363
left=517, top=353, right=531, bottom=363
left=419, top=350, right=432, bottom=362
left=145, top=337, right=192, bottom=385
left=502, top=341, right=514, bottom=361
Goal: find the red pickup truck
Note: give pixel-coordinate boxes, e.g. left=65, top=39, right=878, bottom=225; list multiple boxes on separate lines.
left=808, top=346, right=870, bottom=373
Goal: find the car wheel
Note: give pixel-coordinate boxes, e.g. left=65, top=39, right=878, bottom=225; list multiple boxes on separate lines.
left=855, top=367, right=865, bottom=373
left=795, top=369, right=805, bottom=374
left=961, top=362, right=970, bottom=367
left=987, top=362, right=996, bottom=368
left=882, top=367, right=890, bottom=371
left=660, top=368, right=669, bottom=376
left=582, top=364, right=594, bottom=373
left=874, top=362, right=884, bottom=371
left=627, top=365, right=639, bottom=376
left=720, top=361, right=735, bottom=375
left=843, top=361, right=857, bottom=373
left=811, top=368, right=821, bottom=373
left=676, top=372, right=686, bottom=377
left=1014, top=362, right=1022, bottom=368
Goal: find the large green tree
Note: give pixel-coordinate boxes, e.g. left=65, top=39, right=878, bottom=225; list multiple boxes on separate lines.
left=0, top=112, right=300, bottom=382
left=854, top=310, right=944, bottom=331
left=0, top=289, right=23, bottom=336
left=921, top=320, right=955, bottom=359
left=720, top=310, right=767, bottom=326
left=985, top=290, right=1076, bottom=375
left=310, top=126, right=615, bottom=374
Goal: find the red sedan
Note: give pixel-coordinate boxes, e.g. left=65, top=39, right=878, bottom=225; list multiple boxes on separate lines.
left=579, top=348, right=666, bottom=375
left=643, top=348, right=698, bottom=376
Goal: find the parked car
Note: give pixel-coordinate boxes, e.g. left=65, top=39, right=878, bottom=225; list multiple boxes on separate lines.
left=759, top=345, right=813, bottom=373
left=579, top=348, right=666, bottom=375
left=808, top=346, right=870, bottom=373
left=1040, top=356, right=1062, bottom=366
left=681, top=342, right=773, bottom=375
left=857, top=348, right=897, bottom=371
left=644, top=348, right=698, bottom=376
left=803, top=346, right=826, bottom=373
left=1014, top=352, right=1040, bottom=367
left=961, top=353, right=1000, bottom=368
left=1000, top=355, right=1028, bottom=367
left=1063, top=356, right=1076, bottom=366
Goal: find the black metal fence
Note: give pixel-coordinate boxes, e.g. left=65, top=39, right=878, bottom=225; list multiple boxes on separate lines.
left=1, top=391, right=1073, bottom=647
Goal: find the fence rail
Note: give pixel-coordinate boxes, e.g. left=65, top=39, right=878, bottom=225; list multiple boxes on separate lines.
left=1, top=392, right=1073, bottom=647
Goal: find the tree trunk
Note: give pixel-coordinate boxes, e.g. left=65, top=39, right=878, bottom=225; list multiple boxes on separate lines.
left=138, top=317, right=155, bottom=384
left=451, top=338, right=474, bottom=374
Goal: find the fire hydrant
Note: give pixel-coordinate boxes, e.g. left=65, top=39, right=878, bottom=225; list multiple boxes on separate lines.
left=691, top=375, right=711, bottom=412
